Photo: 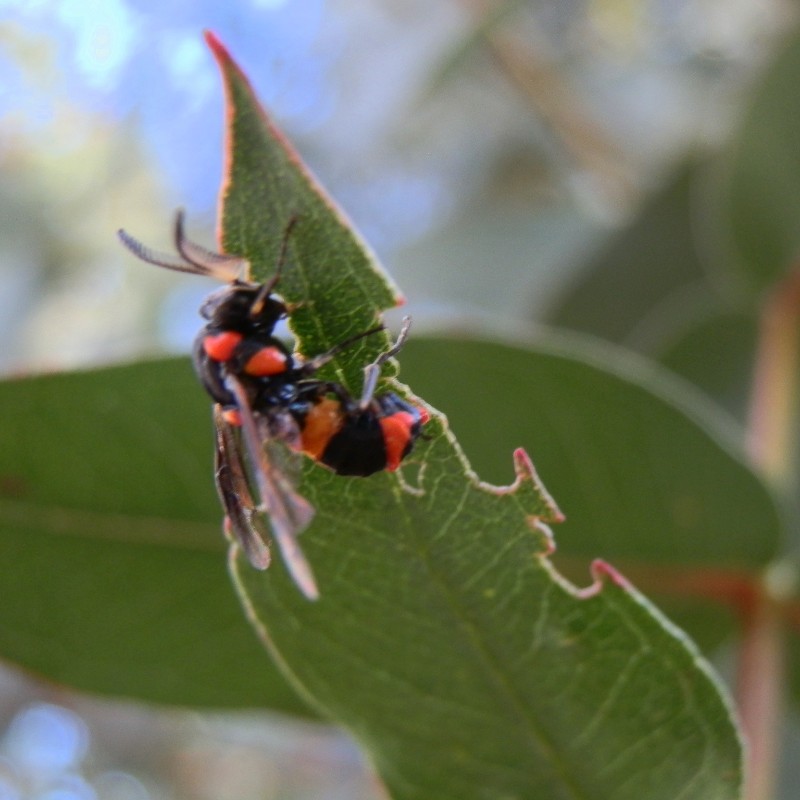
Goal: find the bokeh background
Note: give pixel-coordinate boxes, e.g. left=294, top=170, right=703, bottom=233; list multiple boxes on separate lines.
left=0, top=0, right=796, bottom=796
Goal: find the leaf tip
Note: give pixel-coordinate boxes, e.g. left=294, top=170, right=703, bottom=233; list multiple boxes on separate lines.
left=203, top=30, right=230, bottom=65
left=203, top=29, right=252, bottom=248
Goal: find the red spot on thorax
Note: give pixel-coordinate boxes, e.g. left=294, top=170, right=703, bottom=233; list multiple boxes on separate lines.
left=244, top=346, right=288, bottom=377
left=203, top=331, right=243, bottom=362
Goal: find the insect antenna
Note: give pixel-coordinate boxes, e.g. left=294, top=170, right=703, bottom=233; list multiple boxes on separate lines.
left=117, top=228, right=209, bottom=276
left=118, top=210, right=248, bottom=282
left=250, top=214, right=299, bottom=317
left=173, top=210, right=247, bottom=283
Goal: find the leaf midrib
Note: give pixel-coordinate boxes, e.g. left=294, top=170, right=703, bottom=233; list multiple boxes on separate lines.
left=391, top=475, right=595, bottom=800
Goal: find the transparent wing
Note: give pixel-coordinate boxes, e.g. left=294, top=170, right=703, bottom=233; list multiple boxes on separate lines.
left=221, top=375, right=319, bottom=600
left=214, top=405, right=272, bottom=571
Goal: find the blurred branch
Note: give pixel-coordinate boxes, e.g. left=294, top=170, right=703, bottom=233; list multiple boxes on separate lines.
left=747, top=266, right=800, bottom=491
left=737, top=586, right=784, bottom=800
left=738, top=266, right=800, bottom=800
left=458, top=0, right=635, bottom=210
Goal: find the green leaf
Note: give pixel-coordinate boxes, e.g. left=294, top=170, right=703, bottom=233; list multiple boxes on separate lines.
left=240, top=562, right=742, bottom=800
left=400, top=336, right=778, bottom=569
left=0, top=360, right=310, bottom=713
left=710, top=30, right=800, bottom=295
left=655, top=310, right=758, bottom=424
left=399, top=335, right=778, bottom=657
left=544, top=161, right=714, bottom=347
left=0, top=31, right=758, bottom=796
left=206, top=31, right=399, bottom=392
left=211, top=34, right=746, bottom=798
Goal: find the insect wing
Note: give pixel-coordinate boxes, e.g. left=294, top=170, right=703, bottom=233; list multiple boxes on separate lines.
left=223, top=375, right=320, bottom=600
left=214, top=406, right=272, bottom=570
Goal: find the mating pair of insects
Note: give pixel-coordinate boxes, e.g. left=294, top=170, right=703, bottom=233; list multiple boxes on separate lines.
left=118, top=213, right=428, bottom=600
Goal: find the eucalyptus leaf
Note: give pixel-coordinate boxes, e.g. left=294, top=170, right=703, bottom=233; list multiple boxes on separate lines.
left=544, top=161, right=712, bottom=347
left=709, top=30, right=800, bottom=294
left=655, top=310, right=758, bottom=424
left=211, top=33, right=746, bottom=799
left=0, top=360, right=308, bottom=712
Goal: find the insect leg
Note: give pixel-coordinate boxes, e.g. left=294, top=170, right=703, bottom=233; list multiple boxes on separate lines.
left=300, top=324, right=385, bottom=375
left=359, top=316, right=412, bottom=409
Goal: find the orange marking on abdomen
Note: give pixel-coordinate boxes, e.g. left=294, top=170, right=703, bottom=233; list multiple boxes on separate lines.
left=379, top=412, right=415, bottom=471
left=300, top=398, right=344, bottom=460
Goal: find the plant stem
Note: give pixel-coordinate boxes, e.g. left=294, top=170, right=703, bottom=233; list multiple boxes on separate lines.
left=737, top=583, right=784, bottom=800
left=741, top=268, right=800, bottom=799
left=747, top=269, right=800, bottom=490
